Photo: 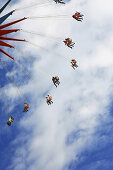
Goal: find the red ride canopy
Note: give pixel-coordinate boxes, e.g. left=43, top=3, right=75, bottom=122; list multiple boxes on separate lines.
left=0, top=17, right=27, bottom=60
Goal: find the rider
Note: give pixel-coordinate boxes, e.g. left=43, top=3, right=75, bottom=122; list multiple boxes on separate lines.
left=54, top=0, right=65, bottom=4
left=46, top=95, right=53, bottom=105
left=23, top=103, right=29, bottom=112
left=72, top=12, right=84, bottom=21
left=7, top=116, right=14, bottom=126
left=52, top=76, right=60, bottom=87
left=71, top=59, right=78, bottom=69
left=63, top=38, right=75, bottom=49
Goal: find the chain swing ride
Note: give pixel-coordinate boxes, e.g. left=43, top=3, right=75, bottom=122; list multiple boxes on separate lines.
left=0, top=0, right=84, bottom=126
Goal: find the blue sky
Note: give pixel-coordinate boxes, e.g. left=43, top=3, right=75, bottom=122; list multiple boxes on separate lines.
left=68, top=112, right=113, bottom=170
left=0, top=0, right=113, bottom=170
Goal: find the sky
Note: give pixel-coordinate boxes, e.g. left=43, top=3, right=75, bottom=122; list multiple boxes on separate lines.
left=0, top=0, right=113, bottom=170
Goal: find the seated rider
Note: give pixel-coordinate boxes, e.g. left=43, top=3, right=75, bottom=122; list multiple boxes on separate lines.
left=52, top=76, right=60, bottom=87
left=63, top=38, right=75, bottom=49
left=72, top=12, right=84, bottom=21
left=7, top=116, right=14, bottom=126
left=23, top=103, right=29, bottom=112
left=54, top=0, right=65, bottom=4
left=71, top=59, right=78, bottom=69
left=46, top=95, right=53, bottom=105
